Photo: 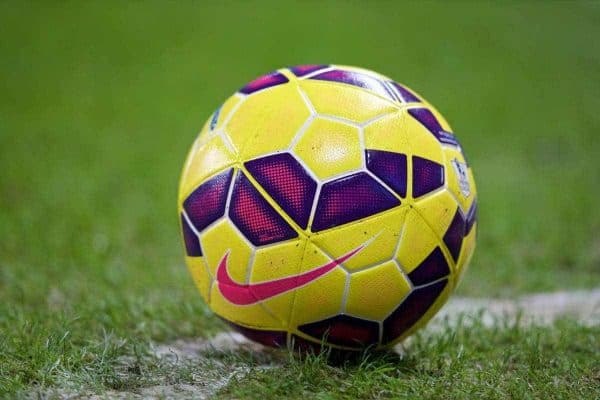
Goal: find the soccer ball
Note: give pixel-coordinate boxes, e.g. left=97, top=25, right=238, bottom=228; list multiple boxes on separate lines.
left=178, top=65, right=477, bottom=351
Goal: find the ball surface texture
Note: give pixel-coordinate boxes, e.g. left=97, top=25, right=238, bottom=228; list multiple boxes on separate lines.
left=178, top=65, right=477, bottom=351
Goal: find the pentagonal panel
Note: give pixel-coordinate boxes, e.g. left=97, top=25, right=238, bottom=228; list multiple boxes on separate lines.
left=289, top=242, right=347, bottom=328
left=229, top=172, right=298, bottom=246
left=299, top=80, right=397, bottom=124
left=179, top=136, right=236, bottom=201
left=245, top=153, right=317, bottom=229
left=226, top=83, right=311, bottom=157
left=311, top=207, right=407, bottom=271
left=312, top=172, right=400, bottom=232
left=183, top=168, right=233, bottom=233
left=201, top=219, right=252, bottom=283
left=309, top=68, right=396, bottom=101
left=412, top=156, right=445, bottom=198
left=298, top=314, right=379, bottom=348
left=382, top=279, right=448, bottom=344
left=346, top=260, right=411, bottom=321
left=366, top=149, right=407, bottom=197
left=293, top=117, right=362, bottom=180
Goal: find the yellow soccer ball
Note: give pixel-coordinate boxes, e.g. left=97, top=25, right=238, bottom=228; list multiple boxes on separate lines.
left=178, top=65, right=477, bottom=351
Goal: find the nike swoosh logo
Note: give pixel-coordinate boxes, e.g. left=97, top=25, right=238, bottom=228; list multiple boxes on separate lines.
left=216, top=243, right=367, bottom=305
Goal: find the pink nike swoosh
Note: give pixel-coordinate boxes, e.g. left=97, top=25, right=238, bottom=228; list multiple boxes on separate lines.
left=216, top=243, right=366, bottom=305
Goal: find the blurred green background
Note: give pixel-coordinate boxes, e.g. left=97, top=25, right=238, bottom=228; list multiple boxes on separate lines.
left=1, top=2, right=599, bottom=389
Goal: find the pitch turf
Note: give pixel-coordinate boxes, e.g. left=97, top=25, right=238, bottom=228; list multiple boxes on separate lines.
left=0, top=1, right=599, bottom=397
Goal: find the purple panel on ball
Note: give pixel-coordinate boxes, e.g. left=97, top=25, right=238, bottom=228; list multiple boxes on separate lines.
left=245, top=153, right=317, bottom=229
left=312, top=172, right=400, bottom=232
left=229, top=172, right=298, bottom=246
left=180, top=213, right=202, bottom=257
left=465, top=201, right=477, bottom=236
left=412, top=156, right=445, bottom=198
left=382, top=279, right=447, bottom=344
left=408, top=247, right=449, bottom=286
left=408, top=108, right=459, bottom=146
left=183, top=169, right=233, bottom=233
left=298, top=314, right=380, bottom=348
left=224, top=320, right=287, bottom=348
left=366, top=149, right=407, bottom=197
left=444, top=209, right=466, bottom=262
left=290, top=64, right=329, bottom=77
left=239, top=71, right=289, bottom=95
left=310, top=69, right=396, bottom=100
left=388, top=81, right=421, bottom=103
left=209, top=104, right=222, bottom=131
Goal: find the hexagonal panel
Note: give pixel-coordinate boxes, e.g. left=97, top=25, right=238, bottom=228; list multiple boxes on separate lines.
left=210, top=282, right=282, bottom=330
left=250, top=239, right=306, bottom=324
left=209, top=94, right=243, bottom=132
left=289, top=242, right=347, bottom=328
left=443, top=146, right=477, bottom=213
left=388, top=81, right=421, bottom=103
left=229, top=172, right=298, bottom=246
left=382, top=279, right=448, bottom=344
left=226, top=83, right=311, bottom=157
left=186, top=256, right=211, bottom=303
left=200, top=219, right=252, bottom=283
left=299, top=80, right=397, bottom=124
left=414, top=190, right=459, bottom=244
left=346, top=261, right=411, bottom=321
left=298, top=314, right=379, bottom=348
left=311, top=207, right=407, bottom=272
left=395, top=209, right=442, bottom=275
left=407, top=247, right=450, bottom=287
left=239, top=71, right=289, bottom=95
left=293, top=117, right=362, bottom=180
left=183, top=168, right=233, bottom=233
left=443, top=209, right=466, bottom=263
left=290, top=64, right=329, bottom=77
left=312, top=172, right=400, bottom=232
left=180, top=213, right=202, bottom=257
left=363, top=111, right=411, bottom=154
left=465, top=200, right=477, bottom=237
left=245, top=153, right=317, bottom=229
left=224, top=320, right=287, bottom=348
left=455, top=215, right=477, bottom=287
left=408, top=107, right=459, bottom=146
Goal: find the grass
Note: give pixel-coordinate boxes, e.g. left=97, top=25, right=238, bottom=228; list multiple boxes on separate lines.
left=9, top=318, right=599, bottom=399
left=0, top=0, right=599, bottom=397
left=219, top=319, right=599, bottom=399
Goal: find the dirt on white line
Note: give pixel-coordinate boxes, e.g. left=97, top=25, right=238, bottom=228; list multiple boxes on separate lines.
left=40, top=288, right=600, bottom=399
